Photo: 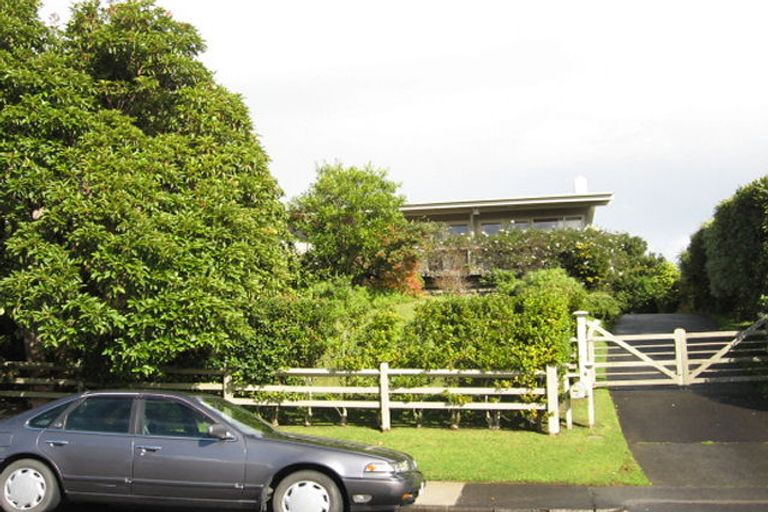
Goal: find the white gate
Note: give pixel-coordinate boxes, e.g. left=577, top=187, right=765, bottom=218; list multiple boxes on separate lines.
left=574, top=312, right=768, bottom=389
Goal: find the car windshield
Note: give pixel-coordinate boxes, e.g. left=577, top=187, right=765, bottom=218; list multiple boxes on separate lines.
left=198, top=395, right=275, bottom=436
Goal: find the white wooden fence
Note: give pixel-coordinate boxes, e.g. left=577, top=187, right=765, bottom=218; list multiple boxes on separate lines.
left=0, top=361, right=572, bottom=435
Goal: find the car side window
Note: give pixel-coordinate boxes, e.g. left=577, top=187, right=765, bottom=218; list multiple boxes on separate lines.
left=28, top=402, right=72, bottom=429
left=142, top=399, right=215, bottom=438
left=65, top=396, right=133, bottom=434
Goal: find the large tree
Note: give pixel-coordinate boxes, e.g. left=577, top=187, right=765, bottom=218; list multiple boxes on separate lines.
left=0, top=0, right=292, bottom=376
left=289, top=163, right=423, bottom=292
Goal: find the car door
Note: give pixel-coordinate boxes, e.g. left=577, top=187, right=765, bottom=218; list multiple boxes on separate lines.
left=131, top=396, right=246, bottom=503
left=38, top=395, right=136, bottom=497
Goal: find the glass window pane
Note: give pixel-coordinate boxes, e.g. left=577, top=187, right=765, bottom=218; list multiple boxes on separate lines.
left=481, top=223, right=502, bottom=235
left=511, top=220, right=530, bottom=230
left=65, top=397, right=132, bottom=434
left=563, top=216, right=583, bottom=229
left=143, top=399, right=215, bottom=438
left=448, top=224, right=468, bottom=235
left=533, top=218, right=559, bottom=230
left=29, top=402, right=71, bottom=429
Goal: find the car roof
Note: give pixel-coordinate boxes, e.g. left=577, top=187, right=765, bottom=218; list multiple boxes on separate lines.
left=80, top=389, right=204, bottom=402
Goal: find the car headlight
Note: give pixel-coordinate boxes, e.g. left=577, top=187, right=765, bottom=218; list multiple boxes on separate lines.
left=364, top=460, right=410, bottom=474
left=364, top=461, right=395, bottom=473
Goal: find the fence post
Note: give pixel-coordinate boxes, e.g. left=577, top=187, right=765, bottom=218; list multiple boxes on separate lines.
left=379, top=362, right=391, bottom=432
left=222, top=371, right=234, bottom=401
left=546, top=365, right=560, bottom=435
left=674, top=328, right=690, bottom=386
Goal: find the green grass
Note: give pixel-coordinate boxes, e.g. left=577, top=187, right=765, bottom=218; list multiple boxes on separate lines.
left=280, top=389, right=648, bottom=485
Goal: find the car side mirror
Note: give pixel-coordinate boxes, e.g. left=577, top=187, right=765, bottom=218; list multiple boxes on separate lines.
left=208, top=423, right=235, bottom=441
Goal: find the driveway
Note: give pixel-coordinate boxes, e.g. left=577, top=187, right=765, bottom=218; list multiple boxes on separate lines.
left=610, top=314, right=768, bottom=487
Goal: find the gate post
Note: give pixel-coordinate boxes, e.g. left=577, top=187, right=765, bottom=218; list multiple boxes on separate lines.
left=574, top=311, right=595, bottom=427
left=674, top=328, right=690, bottom=386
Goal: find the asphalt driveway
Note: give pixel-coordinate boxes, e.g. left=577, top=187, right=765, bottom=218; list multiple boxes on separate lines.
left=610, top=314, right=768, bottom=487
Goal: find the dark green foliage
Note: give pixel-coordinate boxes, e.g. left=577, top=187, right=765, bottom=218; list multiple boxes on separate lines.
left=289, top=163, right=425, bottom=292
left=680, top=177, right=768, bottom=319
left=679, top=226, right=719, bottom=312
left=0, top=0, right=292, bottom=377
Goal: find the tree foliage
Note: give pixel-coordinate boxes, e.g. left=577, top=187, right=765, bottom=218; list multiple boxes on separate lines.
left=680, top=177, right=768, bottom=319
left=289, top=163, right=424, bottom=292
left=0, top=0, right=292, bottom=376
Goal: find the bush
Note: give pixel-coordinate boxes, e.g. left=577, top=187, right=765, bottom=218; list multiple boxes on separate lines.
left=679, top=225, right=718, bottom=313
left=403, top=269, right=577, bottom=373
left=582, top=291, right=623, bottom=322
left=427, top=228, right=680, bottom=313
left=223, top=295, right=337, bottom=383
left=680, top=176, right=768, bottom=319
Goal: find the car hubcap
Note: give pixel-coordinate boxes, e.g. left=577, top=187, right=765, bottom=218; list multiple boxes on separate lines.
left=281, top=480, right=330, bottom=512
left=4, top=468, right=46, bottom=510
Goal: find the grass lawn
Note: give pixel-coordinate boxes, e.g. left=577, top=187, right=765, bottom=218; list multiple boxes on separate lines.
left=280, top=389, right=648, bottom=485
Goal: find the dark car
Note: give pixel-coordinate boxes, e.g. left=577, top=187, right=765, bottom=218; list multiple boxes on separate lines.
left=0, top=391, right=424, bottom=512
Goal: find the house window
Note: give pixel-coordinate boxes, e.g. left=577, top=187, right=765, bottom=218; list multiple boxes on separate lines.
left=563, top=216, right=583, bottom=229
left=511, top=220, right=530, bottom=230
left=480, top=223, right=502, bottom=235
left=533, top=218, right=559, bottom=230
left=448, top=224, right=469, bottom=235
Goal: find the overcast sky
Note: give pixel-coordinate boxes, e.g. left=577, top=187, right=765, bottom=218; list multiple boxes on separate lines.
left=40, top=0, right=768, bottom=261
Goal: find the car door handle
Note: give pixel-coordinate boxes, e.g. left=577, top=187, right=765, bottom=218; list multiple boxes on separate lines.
left=136, top=445, right=162, bottom=453
left=46, top=440, right=69, bottom=447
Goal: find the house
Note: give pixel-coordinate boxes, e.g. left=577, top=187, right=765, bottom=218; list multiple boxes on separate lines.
left=401, top=191, right=613, bottom=236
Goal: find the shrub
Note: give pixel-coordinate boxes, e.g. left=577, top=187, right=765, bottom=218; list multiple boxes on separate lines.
left=679, top=225, right=719, bottom=312
left=680, top=176, right=768, bottom=319
left=582, top=291, right=623, bottom=322
left=403, top=269, right=577, bottom=373
left=426, top=228, right=679, bottom=313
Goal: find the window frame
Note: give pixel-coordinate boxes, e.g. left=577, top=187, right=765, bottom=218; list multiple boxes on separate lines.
left=447, top=223, right=470, bottom=236
left=136, top=396, right=228, bottom=441
left=25, top=398, right=79, bottom=431
left=61, top=395, right=138, bottom=436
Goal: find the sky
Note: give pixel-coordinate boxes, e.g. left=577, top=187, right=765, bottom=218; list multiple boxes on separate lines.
left=40, top=0, right=768, bottom=261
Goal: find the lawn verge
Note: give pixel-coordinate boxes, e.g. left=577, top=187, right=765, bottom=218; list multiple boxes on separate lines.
left=280, top=389, right=648, bottom=485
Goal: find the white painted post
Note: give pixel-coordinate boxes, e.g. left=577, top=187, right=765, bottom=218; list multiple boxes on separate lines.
left=563, top=373, right=573, bottom=430
left=574, top=311, right=595, bottom=427
left=546, top=364, right=560, bottom=435
left=222, top=372, right=234, bottom=401
left=674, top=328, right=690, bottom=386
left=379, top=363, right=391, bottom=432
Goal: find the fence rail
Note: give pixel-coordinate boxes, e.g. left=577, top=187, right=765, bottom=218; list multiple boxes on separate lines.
left=0, top=361, right=570, bottom=434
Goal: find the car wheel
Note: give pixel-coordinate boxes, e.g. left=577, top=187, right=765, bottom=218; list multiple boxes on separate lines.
left=272, top=470, right=343, bottom=512
left=0, top=459, right=60, bottom=512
